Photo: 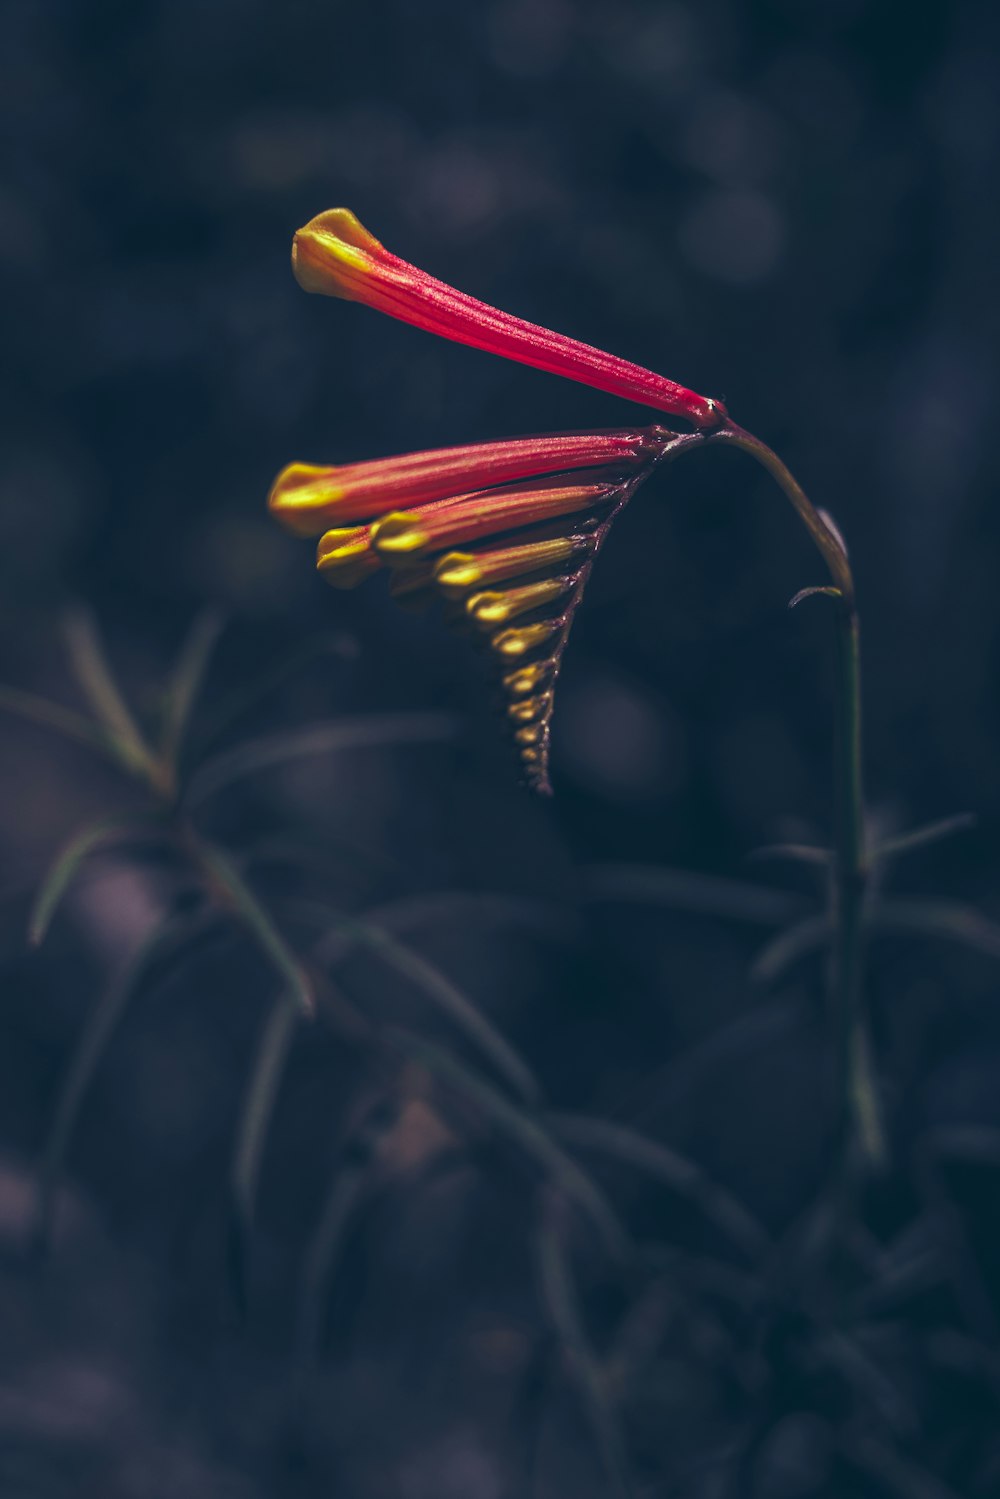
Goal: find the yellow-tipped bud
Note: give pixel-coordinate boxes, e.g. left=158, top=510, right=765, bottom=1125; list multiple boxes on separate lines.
left=291, top=208, right=386, bottom=300
left=466, top=576, right=571, bottom=628
left=491, top=621, right=562, bottom=659
left=315, top=527, right=380, bottom=588
left=507, top=693, right=552, bottom=724
left=370, top=511, right=432, bottom=558
left=515, top=723, right=544, bottom=746
left=502, top=660, right=555, bottom=697
left=435, top=533, right=592, bottom=600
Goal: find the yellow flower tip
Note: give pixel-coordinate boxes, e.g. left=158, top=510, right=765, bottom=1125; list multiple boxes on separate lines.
left=507, top=693, right=551, bottom=725
left=466, top=591, right=512, bottom=627
left=491, top=621, right=559, bottom=659
left=370, top=511, right=431, bottom=558
left=291, top=208, right=385, bottom=300
left=433, top=552, right=481, bottom=596
left=315, top=527, right=378, bottom=589
left=503, top=660, right=554, bottom=697
left=515, top=723, right=544, bottom=747
left=268, top=462, right=345, bottom=537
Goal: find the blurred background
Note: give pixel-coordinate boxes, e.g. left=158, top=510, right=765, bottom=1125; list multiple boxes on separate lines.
left=2, top=1, right=1000, bottom=1495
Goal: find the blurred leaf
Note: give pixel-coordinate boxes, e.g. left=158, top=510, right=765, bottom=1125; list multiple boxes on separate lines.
left=841, top=1432, right=962, bottom=1499
left=239, top=831, right=399, bottom=883
left=230, top=993, right=300, bottom=1317
left=385, top=1027, right=630, bottom=1261
left=747, top=843, right=831, bottom=868
left=871, top=899, right=1000, bottom=959
left=195, top=841, right=314, bottom=1015
left=585, top=863, right=807, bottom=926
left=28, top=815, right=165, bottom=947
left=752, top=915, right=831, bottom=985
left=537, top=1195, right=632, bottom=1499
left=35, top=910, right=217, bottom=1252
left=63, top=609, right=160, bottom=782
left=191, top=632, right=358, bottom=755
left=325, top=908, right=539, bottom=1104
left=548, top=1113, right=769, bottom=1261
left=185, top=711, right=457, bottom=806
left=0, top=683, right=110, bottom=755
left=873, top=813, right=976, bottom=863
left=296, top=1101, right=398, bottom=1372
left=160, top=609, right=224, bottom=773
left=313, top=890, right=576, bottom=961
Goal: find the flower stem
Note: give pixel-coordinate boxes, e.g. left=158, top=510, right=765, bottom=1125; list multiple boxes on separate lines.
left=708, top=422, right=884, bottom=1173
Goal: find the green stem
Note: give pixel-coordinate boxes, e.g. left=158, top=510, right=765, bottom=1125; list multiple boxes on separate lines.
left=708, top=422, right=884, bottom=1172
left=832, top=603, right=884, bottom=1169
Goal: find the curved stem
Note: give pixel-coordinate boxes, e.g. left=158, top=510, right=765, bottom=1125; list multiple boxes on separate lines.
left=705, top=420, right=883, bottom=1174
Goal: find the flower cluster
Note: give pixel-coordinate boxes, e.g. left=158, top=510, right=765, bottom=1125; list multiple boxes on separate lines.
left=270, top=210, right=724, bottom=792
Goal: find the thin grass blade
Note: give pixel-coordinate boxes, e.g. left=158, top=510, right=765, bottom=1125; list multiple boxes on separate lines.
left=537, top=1194, right=632, bottom=1499
left=185, top=711, right=456, bottom=806
left=873, top=813, right=976, bottom=863
left=29, top=816, right=163, bottom=947
left=385, top=1027, right=629, bottom=1261
left=160, top=609, right=224, bottom=771
left=548, top=1113, right=769, bottom=1261
left=752, top=914, right=831, bottom=985
left=35, top=910, right=216, bottom=1252
left=0, top=683, right=110, bottom=755
left=307, top=905, right=538, bottom=1103
left=871, top=899, right=1000, bottom=960
left=585, top=863, right=806, bottom=926
left=195, top=841, right=314, bottom=1015
left=229, top=993, right=300, bottom=1317
left=63, top=609, right=159, bottom=780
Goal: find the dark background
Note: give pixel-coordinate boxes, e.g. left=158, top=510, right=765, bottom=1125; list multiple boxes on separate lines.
left=2, top=1, right=1000, bottom=1495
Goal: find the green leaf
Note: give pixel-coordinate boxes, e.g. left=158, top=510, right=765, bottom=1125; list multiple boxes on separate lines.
left=747, top=843, right=831, bottom=868
left=184, top=711, right=457, bottom=806
left=752, top=914, right=831, bottom=986
left=0, top=683, right=110, bottom=755
left=35, top=910, right=216, bottom=1252
left=585, top=863, right=806, bottom=927
left=229, top=993, right=300, bottom=1316
left=28, top=816, right=165, bottom=947
left=296, top=1104, right=397, bottom=1371
left=548, top=1113, right=769, bottom=1261
left=303, top=904, right=539, bottom=1104
left=871, top=899, right=1000, bottom=960
left=160, top=609, right=224, bottom=773
left=195, top=841, right=315, bottom=1015
left=536, top=1196, right=632, bottom=1499
left=385, top=1027, right=630, bottom=1262
left=873, top=813, right=976, bottom=863
left=63, top=609, right=160, bottom=782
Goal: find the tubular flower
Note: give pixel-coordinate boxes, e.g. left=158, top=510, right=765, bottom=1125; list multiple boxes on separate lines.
left=273, top=428, right=694, bottom=791
left=291, top=209, right=726, bottom=431
left=272, top=208, right=722, bottom=791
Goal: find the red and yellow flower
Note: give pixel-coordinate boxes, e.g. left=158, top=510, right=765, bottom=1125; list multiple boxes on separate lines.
left=270, top=209, right=724, bottom=791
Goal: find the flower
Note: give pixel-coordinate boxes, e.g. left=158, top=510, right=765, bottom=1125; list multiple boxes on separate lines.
left=291, top=209, right=726, bottom=430
left=272, top=208, right=721, bottom=791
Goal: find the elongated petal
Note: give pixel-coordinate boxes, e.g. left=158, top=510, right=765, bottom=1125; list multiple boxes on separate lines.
left=466, top=577, right=573, bottom=629
left=292, top=209, right=725, bottom=429
left=270, top=429, right=662, bottom=537
left=371, top=480, right=618, bottom=561
left=434, top=533, right=595, bottom=598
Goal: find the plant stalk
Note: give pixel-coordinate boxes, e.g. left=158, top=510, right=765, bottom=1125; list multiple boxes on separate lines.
left=709, top=422, right=884, bottom=1172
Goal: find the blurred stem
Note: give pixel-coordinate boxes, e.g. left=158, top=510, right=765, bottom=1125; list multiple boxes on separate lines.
left=709, top=422, right=884, bottom=1175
